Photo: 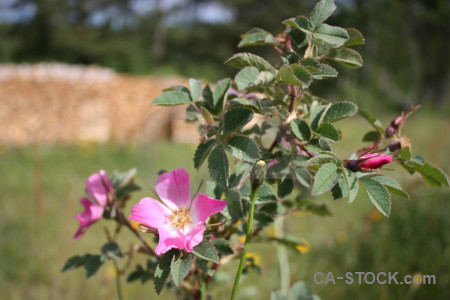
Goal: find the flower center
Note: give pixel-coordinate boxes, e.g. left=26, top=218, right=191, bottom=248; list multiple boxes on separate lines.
left=168, top=207, right=191, bottom=230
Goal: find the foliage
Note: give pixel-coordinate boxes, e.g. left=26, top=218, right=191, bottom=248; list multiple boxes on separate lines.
left=61, top=1, right=448, bottom=299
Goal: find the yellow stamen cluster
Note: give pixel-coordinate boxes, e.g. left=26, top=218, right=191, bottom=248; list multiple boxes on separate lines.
left=168, top=207, right=191, bottom=230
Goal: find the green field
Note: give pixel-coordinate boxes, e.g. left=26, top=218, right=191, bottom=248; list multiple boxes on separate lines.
left=1, top=114, right=449, bottom=300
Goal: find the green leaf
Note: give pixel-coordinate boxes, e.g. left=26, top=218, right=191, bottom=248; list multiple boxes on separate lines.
left=208, top=145, right=229, bottom=188
left=322, top=101, right=358, bottom=123
left=359, top=177, right=391, bottom=217
left=278, top=178, right=293, bottom=198
left=316, top=123, right=340, bottom=141
left=253, top=70, right=276, bottom=86
left=362, top=131, right=381, bottom=142
left=312, top=63, right=338, bottom=80
left=271, top=290, right=286, bottom=300
left=287, top=28, right=309, bottom=54
left=84, top=255, right=104, bottom=278
left=238, top=28, right=275, bottom=48
left=202, top=85, right=214, bottom=108
left=212, top=78, right=231, bottom=112
left=344, top=28, right=365, bottom=47
left=309, top=103, right=327, bottom=130
left=225, top=52, right=276, bottom=74
left=223, top=189, right=244, bottom=222
left=345, top=169, right=359, bottom=203
left=309, top=0, right=336, bottom=28
left=358, top=109, right=384, bottom=133
left=164, top=85, right=190, bottom=94
left=297, top=200, right=332, bottom=216
left=306, top=153, right=341, bottom=166
left=305, top=138, right=332, bottom=154
left=171, top=254, right=191, bottom=286
left=110, top=168, right=137, bottom=188
left=152, top=91, right=192, bottom=106
left=276, top=64, right=312, bottom=88
left=268, top=237, right=306, bottom=253
left=291, top=119, right=311, bottom=141
left=127, top=265, right=148, bottom=283
left=312, top=163, right=341, bottom=196
left=226, top=136, right=261, bottom=161
left=189, top=79, right=202, bottom=101
left=154, top=250, right=178, bottom=295
left=229, top=98, right=260, bottom=111
left=405, top=161, right=449, bottom=187
left=326, top=48, right=363, bottom=68
left=235, top=66, right=259, bottom=90
left=101, top=242, right=123, bottom=259
left=314, top=24, right=349, bottom=47
left=293, top=167, right=312, bottom=188
left=222, top=108, right=254, bottom=134
left=212, top=238, right=234, bottom=255
left=288, top=281, right=315, bottom=300
left=61, top=254, right=87, bottom=272
left=194, top=139, right=216, bottom=170
left=397, top=147, right=412, bottom=161
left=370, top=175, right=410, bottom=199
left=192, top=240, right=219, bottom=263
left=257, top=183, right=277, bottom=202
left=283, top=16, right=312, bottom=34
left=331, top=174, right=348, bottom=200
left=116, top=183, right=141, bottom=200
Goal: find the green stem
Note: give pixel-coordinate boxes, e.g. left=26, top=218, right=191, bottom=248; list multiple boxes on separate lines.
left=230, top=186, right=259, bottom=300
left=275, top=216, right=290, bottom=296
left=200, top=276, right=206, bottom=300
left=113, top=261, right=124, bottom=300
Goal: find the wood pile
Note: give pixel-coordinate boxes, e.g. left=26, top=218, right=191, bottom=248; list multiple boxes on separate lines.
left=0, top=63, right=199, bottom=146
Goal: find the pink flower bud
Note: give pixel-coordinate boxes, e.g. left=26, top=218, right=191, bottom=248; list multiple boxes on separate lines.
left=388, top=141, right=401, bottom=152
left=358, top=153, right=392, bottom=170
left=385, top=126, right=396, bottom=137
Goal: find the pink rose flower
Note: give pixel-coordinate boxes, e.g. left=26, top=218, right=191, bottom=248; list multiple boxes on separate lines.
left=129, top=168, right=227, bottom=255
left=358, top=153, right=392, bottom=170
left=74, top=170, right=112, bottom=239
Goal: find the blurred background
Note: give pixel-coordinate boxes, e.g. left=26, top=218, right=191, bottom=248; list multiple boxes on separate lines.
left=0, top=0, right=449, bottom=299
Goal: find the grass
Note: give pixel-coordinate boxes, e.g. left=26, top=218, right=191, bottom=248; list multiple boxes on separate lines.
left=0, top=113, right=449, bottom=300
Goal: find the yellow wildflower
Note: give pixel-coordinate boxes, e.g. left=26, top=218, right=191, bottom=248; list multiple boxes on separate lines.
left=245, top=253, right=261, bottom=266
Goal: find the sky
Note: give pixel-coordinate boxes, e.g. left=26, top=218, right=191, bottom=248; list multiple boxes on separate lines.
left=0, top=0, right=235, bottom=25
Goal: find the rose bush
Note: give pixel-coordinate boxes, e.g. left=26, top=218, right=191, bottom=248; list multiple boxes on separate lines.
left=62, top=0, right=449, bottom=299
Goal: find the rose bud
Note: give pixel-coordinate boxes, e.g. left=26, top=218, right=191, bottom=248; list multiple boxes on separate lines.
left=388, top=141, right=401, bottom=152
left=345, top=153, right=392, bottom=172
left=358, top=153, right=392, bottom=170
left=345, top=160, right=361, bottom=172
left=385, top=126, right=396, bottom=137
left=250, top=160, right=267, bottom=189
left=391, top=114, right=405, bottom=128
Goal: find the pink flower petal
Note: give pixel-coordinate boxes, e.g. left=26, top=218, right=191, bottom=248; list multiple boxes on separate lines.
left=155, top=168, right=191, bottom=210
left=359, top=153, right=392, bottom=169
left=185, top=225, right=206, bottom=252
left=190, top=193, right=227, bottom=224
left=73, top=197, right=104, bottom=240
left=155, top=226, right=187, bottom=255
left=86, top=170, right=112, bottom=206
left=129, top=197, right=171, bottom=229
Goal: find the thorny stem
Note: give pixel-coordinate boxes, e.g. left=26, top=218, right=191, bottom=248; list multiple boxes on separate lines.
left=288, top=85, right=298, bottom=112
left=230, top=185, right=260, bottom=300
left=268, top=84, right=299, bottom=153
left=117, top=210, right=156, bottom=256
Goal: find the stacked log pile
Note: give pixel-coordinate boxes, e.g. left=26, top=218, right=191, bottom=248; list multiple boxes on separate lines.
left=0, top=63, right=199, bottom=146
